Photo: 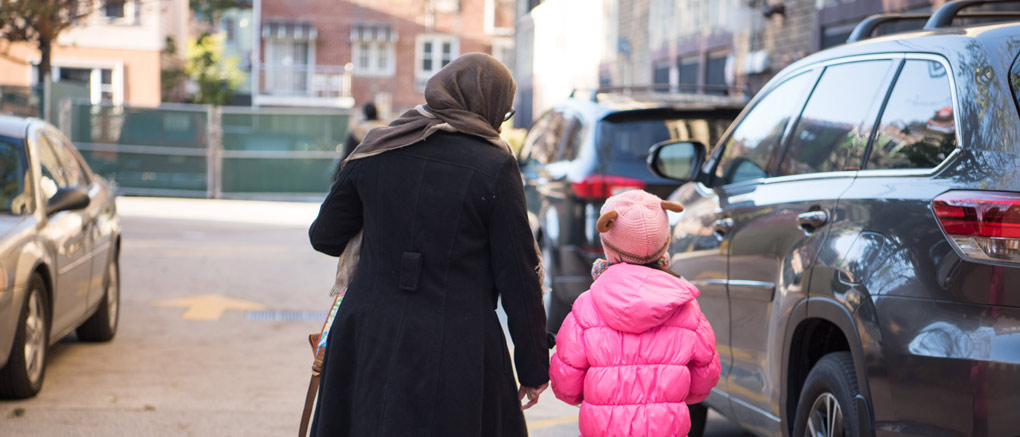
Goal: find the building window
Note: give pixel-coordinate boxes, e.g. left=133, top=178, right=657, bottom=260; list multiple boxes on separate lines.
left=352, top=42, right=395, bottom=77
left=416, top=35, right=458, bottom=90
left=490, top=38, right=514, bottom=70
left=49, top=64, right=123, bottom=105
left=266, top=39, right=311, bottom=95
left=434, top=0, right=459, bottom=13
left=102, top=0, right=137, bottom=24
left=485, top=0, right=514, bottom=35
left=104, top=0, right=125, bottom=18
left=351, top=24, right=397, bottom=77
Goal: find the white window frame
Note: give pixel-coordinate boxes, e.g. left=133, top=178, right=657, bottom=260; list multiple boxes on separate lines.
left=48, top=59, right=125, bottom=106
left=352, top=41, right=396, bottom=77
left=484, top=0, right=513, bottom=36
left=265, top=37, right=315, bottom=95
left=415, top=34, right=459, bottom=91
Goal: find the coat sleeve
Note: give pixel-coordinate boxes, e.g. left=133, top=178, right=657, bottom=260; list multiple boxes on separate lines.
left=309, top=159, right=364, bottom=257
left=550, top=311, right=588, bottom=406
left=488, top=156, right=550, bottom=388
left=686, top=306, right=721, bottom=404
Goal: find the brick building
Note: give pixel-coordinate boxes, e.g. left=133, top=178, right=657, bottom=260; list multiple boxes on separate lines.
left=515, top=0, right=956, bottom=127
left=255, top=0, right=515, bottom=115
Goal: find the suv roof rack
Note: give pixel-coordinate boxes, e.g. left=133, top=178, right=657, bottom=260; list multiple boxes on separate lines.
left=848, top=1, right=1020, bottom=43
left=925, top=0, right=1020, bottom=30
left=570, top=85, right=747, bottom=104
left=846, top=13, right=930, bottom=43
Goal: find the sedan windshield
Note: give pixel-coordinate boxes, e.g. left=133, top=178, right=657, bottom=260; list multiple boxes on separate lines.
left=0, top=135, right=30, bottom=215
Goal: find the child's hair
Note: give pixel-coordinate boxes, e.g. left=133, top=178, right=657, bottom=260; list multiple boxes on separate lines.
left=640, top=261, right=683, bottom=278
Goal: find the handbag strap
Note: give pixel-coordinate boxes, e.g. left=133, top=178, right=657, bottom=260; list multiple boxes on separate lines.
left=298, top=293, right=342, bottom=436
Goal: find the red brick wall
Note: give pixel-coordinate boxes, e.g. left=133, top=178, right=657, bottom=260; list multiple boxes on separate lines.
left=261, top=0, right=513, bottom=115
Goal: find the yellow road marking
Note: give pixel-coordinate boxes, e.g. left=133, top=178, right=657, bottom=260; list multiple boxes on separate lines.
left=151, top=294, right=266, bottom=321
left=527, top=415, right=578, bottom=429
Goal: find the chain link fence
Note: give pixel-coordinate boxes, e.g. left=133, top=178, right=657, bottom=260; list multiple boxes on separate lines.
left=62, top=100, right=349, bottom=200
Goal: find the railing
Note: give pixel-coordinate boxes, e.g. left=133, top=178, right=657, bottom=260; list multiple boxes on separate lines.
left=63, top=100, right=351, bottom=199
left=258, top=64, right=352, bottom=99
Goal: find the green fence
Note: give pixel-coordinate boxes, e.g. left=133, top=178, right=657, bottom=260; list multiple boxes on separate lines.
left=64, top=100, right=349, bottom=199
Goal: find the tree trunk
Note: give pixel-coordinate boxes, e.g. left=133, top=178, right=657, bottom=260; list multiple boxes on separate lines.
left=37, top=37, right=52, bottom=86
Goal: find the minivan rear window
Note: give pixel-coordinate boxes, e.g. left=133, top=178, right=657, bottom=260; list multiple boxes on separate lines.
left=598, top=112, right=733, bottom=168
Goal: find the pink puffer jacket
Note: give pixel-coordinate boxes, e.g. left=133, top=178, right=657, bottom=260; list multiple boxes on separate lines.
left=549, top=264, right=720, bottom=437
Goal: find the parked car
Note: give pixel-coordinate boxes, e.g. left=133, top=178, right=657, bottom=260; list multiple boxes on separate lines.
left=519, top=90, right=745, bottom=333
left=647, top=3, right=1020, bottom=436
left=0, top=116, right=121, bottom=399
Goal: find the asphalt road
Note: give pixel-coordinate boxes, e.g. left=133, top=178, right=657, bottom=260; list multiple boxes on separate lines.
left=0, top=197, right=752, bottom=436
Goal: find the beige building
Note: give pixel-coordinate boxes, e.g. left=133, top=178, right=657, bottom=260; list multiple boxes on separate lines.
left=0, top=0, right=190, bottom=107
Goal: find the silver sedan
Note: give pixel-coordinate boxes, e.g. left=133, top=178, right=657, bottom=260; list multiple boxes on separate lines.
left=0, top=115, right=121, bottom=399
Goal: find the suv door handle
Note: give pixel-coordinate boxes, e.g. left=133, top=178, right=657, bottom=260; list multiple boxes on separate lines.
left=796, top=210, right=829, bottom=234
left=712, top=218, right=734, bottom=238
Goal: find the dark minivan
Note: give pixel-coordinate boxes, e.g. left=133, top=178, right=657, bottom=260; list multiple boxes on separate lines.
left=518, top=91, right=743, bottom=332
left=648, top=2, right=1020, bottom=436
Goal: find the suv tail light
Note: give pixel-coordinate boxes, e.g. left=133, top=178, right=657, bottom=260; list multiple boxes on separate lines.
left=572, top=175, right=646, bottom=200
left=933, top=190, right=1020, bottom=263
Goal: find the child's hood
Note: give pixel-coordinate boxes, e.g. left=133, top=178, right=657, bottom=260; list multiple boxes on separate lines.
left=589, top=263, right=700, bottom=334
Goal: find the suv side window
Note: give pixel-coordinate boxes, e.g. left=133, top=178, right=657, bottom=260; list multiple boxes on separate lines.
left=867, top=60, right=957, bottom=169
left=520, top=110, right=566, bottom=164
left=561, top=115, right=585, bottom=161
left=714, top=72, right=816, bottom=185
left=777, top=60, right=894, bottom=176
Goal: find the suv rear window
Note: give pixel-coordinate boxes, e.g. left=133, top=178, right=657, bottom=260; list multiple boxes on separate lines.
left=599, top=112, right=733, bottom=168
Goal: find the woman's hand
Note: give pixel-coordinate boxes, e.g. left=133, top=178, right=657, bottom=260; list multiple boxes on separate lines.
left=518, top=382, right=549, bottom=410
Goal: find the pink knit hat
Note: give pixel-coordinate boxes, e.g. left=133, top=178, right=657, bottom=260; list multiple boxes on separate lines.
left=597, top=190, right=684, bottom=264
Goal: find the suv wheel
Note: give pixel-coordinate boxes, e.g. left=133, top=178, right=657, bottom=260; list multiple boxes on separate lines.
left=0, top=273, right=50, bottom=399
left=793, top=352, right=861, bottom=437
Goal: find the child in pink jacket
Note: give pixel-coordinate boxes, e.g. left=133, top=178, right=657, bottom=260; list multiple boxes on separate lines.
left=549, top=190, right=721, bottom=437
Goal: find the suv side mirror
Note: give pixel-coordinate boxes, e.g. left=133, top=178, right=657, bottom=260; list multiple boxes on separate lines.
left=647, top=140, right=707, bottom=182
left=46, top=186, right=90, bottom=216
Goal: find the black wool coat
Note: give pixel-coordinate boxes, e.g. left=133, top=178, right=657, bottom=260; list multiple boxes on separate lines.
left=308, top=131, right=550, bottom=437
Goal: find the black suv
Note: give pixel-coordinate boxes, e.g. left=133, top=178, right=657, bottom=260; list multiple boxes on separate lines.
left=647, top=2, right=1020, bottom=436
left=517, top=90, right=744, bottom=333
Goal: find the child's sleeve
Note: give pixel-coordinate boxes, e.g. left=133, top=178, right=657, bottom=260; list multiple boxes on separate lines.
left=549, top=311, right=589, bottom=406
left=686, top=304, right=721, bottom=405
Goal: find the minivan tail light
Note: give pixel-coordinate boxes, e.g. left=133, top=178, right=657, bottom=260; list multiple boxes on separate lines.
left=933, top=191, right=1020, bottom=263
left=572, top=175, right=646, bottom=200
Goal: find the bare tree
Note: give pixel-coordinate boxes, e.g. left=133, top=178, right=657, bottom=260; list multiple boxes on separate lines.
left=0, top=0, right=104, bottom=86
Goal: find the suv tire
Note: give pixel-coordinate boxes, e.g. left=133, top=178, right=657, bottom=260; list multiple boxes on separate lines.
left=0, top=273, right=50, bottom=399
left=792, top=351, right=861, bottom=437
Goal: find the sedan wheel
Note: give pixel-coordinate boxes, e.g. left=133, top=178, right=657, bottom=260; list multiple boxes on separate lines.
left=77, top=254, right=120, bottom=342
left=0, top=274, right=50, bottom=399
left=24, top=291, right=46, bottom=384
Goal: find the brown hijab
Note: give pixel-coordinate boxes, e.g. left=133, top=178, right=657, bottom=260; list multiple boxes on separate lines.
left=343, top=52, right=516, bottom=164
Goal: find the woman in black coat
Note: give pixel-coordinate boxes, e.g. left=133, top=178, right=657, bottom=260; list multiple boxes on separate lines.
left=308, top=53, right=550, bottom=436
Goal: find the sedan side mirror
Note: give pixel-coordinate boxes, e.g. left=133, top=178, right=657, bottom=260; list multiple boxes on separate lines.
left=647, top=140, right=707, bottom=182
left=46, top=186, right=91, bottom=216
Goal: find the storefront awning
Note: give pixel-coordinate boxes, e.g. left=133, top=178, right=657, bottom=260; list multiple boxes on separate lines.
left=350, top=24, right=398, bottom=43
left=262, top=20, right=318, bottom=40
